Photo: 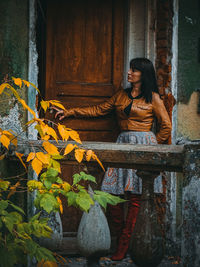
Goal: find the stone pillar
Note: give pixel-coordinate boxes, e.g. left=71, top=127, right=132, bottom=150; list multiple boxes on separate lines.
left=182, top=142, right=200, bottom=266
left=130, top=171, right=164, bottom=267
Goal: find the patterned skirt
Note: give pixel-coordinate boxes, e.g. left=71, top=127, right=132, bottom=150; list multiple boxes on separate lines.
left=101, top=131, right=163, bottom=195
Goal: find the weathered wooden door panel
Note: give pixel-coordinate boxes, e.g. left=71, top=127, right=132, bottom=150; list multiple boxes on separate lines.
left=45, top=0, right=125, bottom=234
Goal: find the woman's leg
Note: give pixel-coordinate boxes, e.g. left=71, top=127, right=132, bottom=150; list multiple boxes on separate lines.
left=111, top=194, right=141, bottom=261
left=108, top=201, right=124, bottom=240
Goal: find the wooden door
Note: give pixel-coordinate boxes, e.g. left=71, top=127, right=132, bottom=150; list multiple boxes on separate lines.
left=44, top=0, right=125, bottom=238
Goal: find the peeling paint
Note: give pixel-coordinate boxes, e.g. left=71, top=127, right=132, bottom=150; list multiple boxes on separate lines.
left=177, top=91, right=200, bottom=140
left=0, top=103, right=26, bottom=139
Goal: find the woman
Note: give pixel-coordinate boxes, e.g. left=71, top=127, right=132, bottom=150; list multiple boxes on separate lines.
left=52, top=58, right=172, bottom=261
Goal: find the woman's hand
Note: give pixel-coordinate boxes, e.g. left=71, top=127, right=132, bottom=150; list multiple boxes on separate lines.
left=50, top=106, right=66, bottom=121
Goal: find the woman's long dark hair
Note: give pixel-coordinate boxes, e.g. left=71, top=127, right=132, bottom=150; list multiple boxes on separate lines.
left=130, top=58, right=159, bottom=103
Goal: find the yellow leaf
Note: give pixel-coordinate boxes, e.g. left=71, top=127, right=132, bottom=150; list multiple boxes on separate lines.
left=57, top=124, right=69, bottom=141
left=22, top=80, right=30, bottom=87
left=0, top=83, right=9, bottom=95
left=31, top=157, right=43, bottom=176
left=37, top=260, right=58, bottom=267
left=64, top=144, right=76, bottom=155
left=40, top=100, right=50, bottom=113
left=86, top=150, right=93, bottom=161
left=57, top=197, right=63, bottom=214
left=29, top=81, right=40, bottom=94
left=62, top=182, right=71, bottom=192
left=46, top=126, right=58, bottom=142
left=26, top=119, right=35, bottom=125
left=92, top=153, right=105, bottom=172
left=16, top=152, right=27, bottom=170
left=68, top=130, right=82, bottom=144
left=42, top=141, right=59, bottom=155
left=0, top=154, right=5, bottom=160
left=49, top=100, right=66, bottom=111
left=75, top=149, right=85, bottom=163
left=36, top=152, right=50, bottom=165
left=12, top=77, right=22, bottom=88
left=7, top=181, right=20, bottom=199
left=27, top=152, right=36, bottom=162
left=0, top=134, right=10, bottom=149
left=2, top=130, right=17, bottom=147
left=19, top=99, right=36, bottom=118
left=42, top=135, right=50, bottom=141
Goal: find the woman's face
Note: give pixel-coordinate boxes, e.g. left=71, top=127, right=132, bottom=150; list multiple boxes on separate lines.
left=127, top=68, right=142, bottom=84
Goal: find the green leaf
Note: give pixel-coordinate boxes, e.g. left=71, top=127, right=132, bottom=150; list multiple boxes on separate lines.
left=52, top=154, right=64, bottom=160
left=29, top=211, right=41, bottom=222
left=10, top=212, right=23, bottom=224
left=66, top=191, right=78, bottom=206
left=46, top=168, right=59, bottom=178
left=44, top=179, right=52, bottom=190
left=56, top=177, right=63, bottom=184
left=1, top=214, right=14, bottom=233
left=0, top=200, right=9, bottom=211
left=39, top=193, right=60, bottom=213
left=93, top=194, right=108, bottom=210
left=75, top=191, right=94, bottom=212
left=73, top=173, right=82, bottom=185
left=9, top=203, right=25, bottom=215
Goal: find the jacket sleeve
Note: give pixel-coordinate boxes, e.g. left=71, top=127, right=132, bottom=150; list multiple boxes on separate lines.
left=152, top=93, right=172, bottom=144
left=64, top=90, right=120, bottom=118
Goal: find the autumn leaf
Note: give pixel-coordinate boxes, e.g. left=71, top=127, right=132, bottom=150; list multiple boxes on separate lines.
left=46, top=126, right=58, bottom=142
left=62, top=182, right=71, bottom=192
left=42, top=141, right=59, bottom=155
left=49, top=100, right=66, bottom=111
left=75, top=149, right=85, bottom=163
left=86, top=150, right=93, bottom=161
left=57, top=124, right=69, bottom=141
left=64, top=144, right=76, bottom=155
left=68, top=129, right=82, bottom=144
left=29, top=81, right=40, bottom=94
left=92, top=153, right=105, bottom=171
left=7, top=181, right=20, bottom=199
left=0, top=83, right=9, bottom=95
left=37, top=260, right=58, bottom=267
left=32, top=157, right=43, bottom=175
left=26, top=152, right=36, bottom=162
left=57, top=197, right=63, bottom=214
left=12, top=77, right=22, bottom=88
left=22, top=79, right=30, bottom=87
left=36, top=152, right=50, bottom=165
left=0, top=154, right=5, bottom=160
left=15, top=152, right=27, bottom=170
left=19, top=99, right=36, bottom=118
left=2, top=130, right=17, bottom=146
left=41, top=100, right=50, bottom=113
left=0, top=134, right=10, bottom=149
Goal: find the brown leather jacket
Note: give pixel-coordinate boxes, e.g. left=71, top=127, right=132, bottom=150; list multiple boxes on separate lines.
left=64, top=89, right=172, bottom=144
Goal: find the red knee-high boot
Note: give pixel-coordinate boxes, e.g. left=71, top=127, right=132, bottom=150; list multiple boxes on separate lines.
left=107, top=202, right=124, bottom=239
left=111, top=194, right=141, bottom=261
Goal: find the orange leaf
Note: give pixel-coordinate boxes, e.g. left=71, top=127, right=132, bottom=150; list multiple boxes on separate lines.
left=0, top=134, right=10, bottom=149
left=27, top=152, right=36, bottom=162
left=7, top=181, right=20, bottom=199
left=68, top=130, right=82, bottom=144
left=19, top=99, right=36, bottom=118
left=62, top=182, right=71, bottom=192
left=15, top=152, right=27, bottom=170
left=46, top=126, right=58, bottom=142
left=2, top=130, right=17, bottom=147
left=22, top=80, right=30, bottom=87
left=49, top=100, right=66, bottom=111
left=57, top=124, right=69, bottom=141
left=31, top=157, right=43, bottom=176
left=0, top=83, right=9, bottom=95
left=57, top=196, right=63, bottom=214
left=12, top=77, right=22, bottom=88
left=42, top=135, right=50, bottom=141
left=36, top=152, right=50, bottom=165
left=40, top=100, right=50, bottom=113
left=0, top=154, right=5, bottom=160
left=86, top=150, right=93, bottom=161
left=42, top=141, right=59, bottom=155
left=75, top=149, right=85, bottom=163
left=37, top=261, right=58, bottom=267
left=92, top=153, right=105, bottom=171
left=64, top=144, right=76, bottom=155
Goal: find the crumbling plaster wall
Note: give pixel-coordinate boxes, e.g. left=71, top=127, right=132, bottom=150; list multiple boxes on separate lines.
left=177, top=0, right=200, bottom=140
left=0, top=0, right=29, bottom=137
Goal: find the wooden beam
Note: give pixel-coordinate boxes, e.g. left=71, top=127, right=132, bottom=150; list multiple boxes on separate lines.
left=14, top=140, right=184, bottom=172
